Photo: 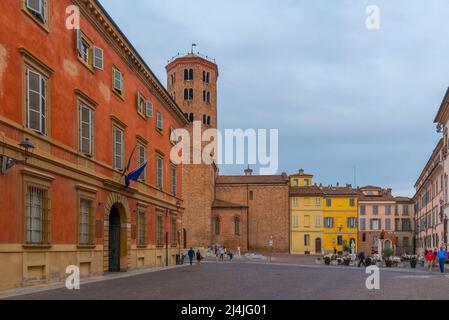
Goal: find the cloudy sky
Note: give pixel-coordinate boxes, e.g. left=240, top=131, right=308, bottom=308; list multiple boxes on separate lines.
left=99, top=0, right=449, bottom=197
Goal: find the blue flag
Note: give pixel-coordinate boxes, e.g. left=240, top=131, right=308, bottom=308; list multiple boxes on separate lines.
left=125, top=162, right=147, bottom=188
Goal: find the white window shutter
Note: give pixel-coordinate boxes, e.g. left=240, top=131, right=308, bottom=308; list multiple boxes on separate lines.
left=145, top=101, right=153, bottom=118
left=93, top=46, right=104, bottom=70
left=27, top=0, right=42, bottom=15
left=41, top=0, right=47, bottom=21
left=76, top=29, right=82, bottom=55
left=136, top=91, right=142, bottom=112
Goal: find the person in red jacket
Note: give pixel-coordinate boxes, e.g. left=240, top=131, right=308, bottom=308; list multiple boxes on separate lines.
left=426, top=250, right=435, bottom=272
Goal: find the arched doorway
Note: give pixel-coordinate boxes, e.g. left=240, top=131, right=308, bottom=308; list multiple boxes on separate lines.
left=315, top=238, right=322, bottom=254
left=109, top=204, right=121, bottom=272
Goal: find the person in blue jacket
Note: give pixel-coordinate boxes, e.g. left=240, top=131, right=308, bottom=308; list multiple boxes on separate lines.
left=187, top=247, right=195, bottom=266
left=437, top=246, right=448, bottom=273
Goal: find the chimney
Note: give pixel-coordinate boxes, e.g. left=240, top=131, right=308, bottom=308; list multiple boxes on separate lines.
left=244, top=167, right=253, bottom=176
left=299, top=169, right=305, bottom=175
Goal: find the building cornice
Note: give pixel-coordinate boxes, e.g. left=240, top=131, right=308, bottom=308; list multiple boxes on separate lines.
left=73, top=0, right=188, bottom=126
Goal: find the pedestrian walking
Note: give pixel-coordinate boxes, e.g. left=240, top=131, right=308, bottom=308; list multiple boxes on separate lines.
left=438, top=246, right=448, bottom=273
left=187, top=247, right=195, bottom=266
left=229, top=249, right=234, bottom=261
left=196, top=250, right=203, bottom=266
left=426, top=250, right=435, bottom=272
left=357, top=251, right=366, bottom=267
left=219, top=247, right=225, bottom=262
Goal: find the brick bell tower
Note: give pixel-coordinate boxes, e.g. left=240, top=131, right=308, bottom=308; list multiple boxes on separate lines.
left=166, top=46, right=219, bottom=249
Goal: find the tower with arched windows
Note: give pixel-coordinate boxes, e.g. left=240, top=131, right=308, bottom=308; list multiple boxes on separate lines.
left=166, top=51, right=219, bottom=248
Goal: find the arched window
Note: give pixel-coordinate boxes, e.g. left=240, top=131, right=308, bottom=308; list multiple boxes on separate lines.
left=203, top=115, right=207, bottom=125
left=214, top=217, right=220, bottom=235
left=202, top=71, right=206, bottom=82
left=207, top=92, right=210, bottom=103
left=184, top=69, right=189, bottom=81
left=189, top=69, right=194, bottom=80
left=189, top=88, right=194, bottom=100
left=184, top=88, right=188, bottom=100
left=189, top=113, right=194, bottom=122
left=235, top=217, right=240, bottom=236
left=203, top=90, right=206, bottom=102
left=207, top=116, right=211, bottom=126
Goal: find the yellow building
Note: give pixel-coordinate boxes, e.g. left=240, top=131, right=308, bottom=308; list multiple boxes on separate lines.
left=290, top=170, right=324, bottom=255
left=322, top=186, right=359, bottom=254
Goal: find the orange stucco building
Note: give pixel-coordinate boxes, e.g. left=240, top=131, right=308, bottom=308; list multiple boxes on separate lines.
left=0, top=0, right=188, bottom=290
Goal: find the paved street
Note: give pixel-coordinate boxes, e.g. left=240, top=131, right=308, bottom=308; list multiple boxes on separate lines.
left=7, top=258, right=449, bottom=300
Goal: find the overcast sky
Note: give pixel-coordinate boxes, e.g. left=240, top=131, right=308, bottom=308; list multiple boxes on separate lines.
left=99, top=0, right=449, bottom=197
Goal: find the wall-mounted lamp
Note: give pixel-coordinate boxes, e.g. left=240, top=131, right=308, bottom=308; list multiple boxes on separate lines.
left=1, top=138, right=35, bottom=174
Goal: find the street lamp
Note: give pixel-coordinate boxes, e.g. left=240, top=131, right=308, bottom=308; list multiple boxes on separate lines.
left=1, top=138, right=35, bottom=174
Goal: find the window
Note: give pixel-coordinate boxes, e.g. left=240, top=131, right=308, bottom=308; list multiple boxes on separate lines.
left=137, top=210, right=147, bottom=246
left=26, top=68, right=47, bottom=134
left=203, top=71, right=210, bottom=83
left=385, top=205, right=391, bottom=216
left=156, top=112, right=164, bottom=131
left=403, top=205, right=409, bottom=216
left=184, top=68, right=194, bottom=81
left=170, top=164, right=177, bottom=196
left=291, top=197, right=298, bottom=206
left=347, top=217, right=357, bottom=228
left=293, top=179, right=298, bottom=186
left=395, top=205, right=399, bottom=216
left=293, top=216, right=299, bottom=228
left=371, top=219, right=381, bottom=230
left=326, top=199, right=332, bottom=207
left=171, top=217, right=177, bottom=247
left=26, top=185, right=50, bottom=245
left=235, top=217, right=240, bottom=236
left=360, top=218, right=366, bottom=230
left=315, top=216, right=321, bottom=227
left=304, top=179, right=310, bottom=186
left=136, top=92, right=146, bottom=117
left=25, top=0, right=48, bottom=25
left=214, top=217, right=220, bottom=235
left=316, top=198, right=321, bottom=206
left=362, top=233, right=366, bottom=242
left=171, top=73, right=176, bottom=85
left=76, top=30, right=103, bottom=70
left=360, top=205, right=366, bottom=215
left=304, top=235, right=310, bottom=246
left=337, top=236, right=343, bottom=246
left=112, top=66, right=124, bottom=97
left=137, top=143, right=146, bottom=181
left=249, top=191, right=254, bottom=200
left=385, top=218, right=391, bottom=231
left=324, top=217, right=334, bottom=228
left=113, top=126, right=124, bottom=170
left=156, top=155, right=164, bottom=189
left=373, top=205, right=379, bottom=215
left=349, top=198, right=355, bottom=207
left=304, top=215, right=311, bottom=227
left=79, top=199, right=94, bottom=245
left=156, top=213, right=163, bottom=246
left=206, top=92, right=210, bottom=103
left=79, top=104, right=93, bottom=155
left=402, top=219, right=411, bottom=232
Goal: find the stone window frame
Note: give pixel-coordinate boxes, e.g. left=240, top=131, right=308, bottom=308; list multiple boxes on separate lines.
left=21, top=48, right=54, bottom=136
left=136, top=204, right=148, bottom=247
left=156, top=209, right=164, bottom=247
left=76, top=185, right=97, bottom=248
left=22, top=0, right=50, bottom=33
left=76, top=89, right=98, bottom=158
left=21, top=169, right=54, bottom=248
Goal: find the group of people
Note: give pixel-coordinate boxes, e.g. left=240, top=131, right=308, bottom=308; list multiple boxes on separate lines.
left=357, top=246, right=449, bottom=273
left=210, top=245, right=235, bottom=262
left=186, top=248, right=204, bottom=266
left=186, top=245, right=240, bottom=266
left=423, top=246, right=449, bottom=273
